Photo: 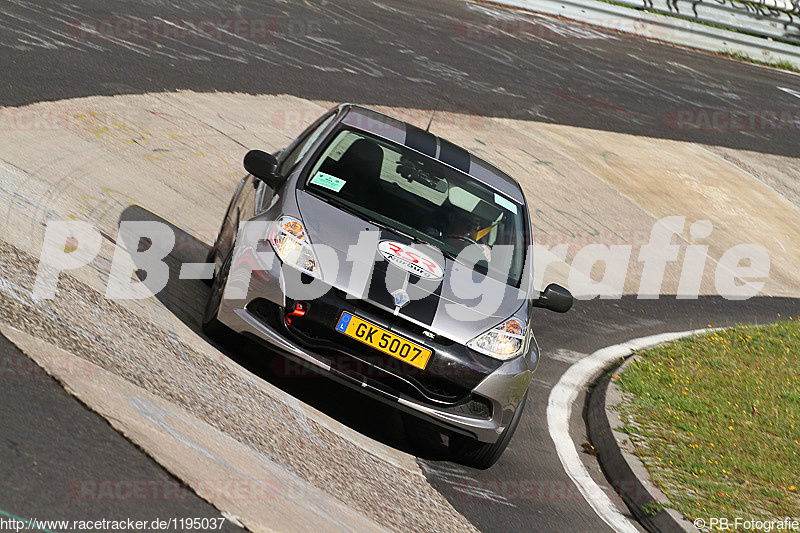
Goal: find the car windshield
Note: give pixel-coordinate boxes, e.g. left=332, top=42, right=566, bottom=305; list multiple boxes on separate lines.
left=303, top=128, right=527, bottom=286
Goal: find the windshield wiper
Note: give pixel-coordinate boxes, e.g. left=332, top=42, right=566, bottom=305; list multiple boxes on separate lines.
left=313, top=192, right=436, bottom=245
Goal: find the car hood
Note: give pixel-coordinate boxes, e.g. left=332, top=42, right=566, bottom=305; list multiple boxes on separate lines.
left=296, top=191, right=526, bottom=344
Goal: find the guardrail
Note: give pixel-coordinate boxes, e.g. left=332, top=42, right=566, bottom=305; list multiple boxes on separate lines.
left=681, top=0, right=799, bottom=13
left=626, top=0, right=800, bottom=44
left=753, top=0, right=800, bottom=11
left=489, top=0, right=800, bottom=70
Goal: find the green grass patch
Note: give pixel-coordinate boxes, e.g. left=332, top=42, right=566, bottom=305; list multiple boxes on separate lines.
left=641, top=500, right=665, bottom=516
left=720, top=49, right=800, bottom=73
left=617, top=318, right=800, bottom=520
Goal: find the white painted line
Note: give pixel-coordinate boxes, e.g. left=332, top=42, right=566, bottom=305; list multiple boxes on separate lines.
left=546, top=328, right=712, bottom=532
left=778, top=86, right=800, bottom=99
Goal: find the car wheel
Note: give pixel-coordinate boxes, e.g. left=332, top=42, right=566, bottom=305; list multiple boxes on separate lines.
left=201, top=246, right=216, bottom=287
left=202, top=248, right=234, bottom=341
left=449, top=390, right=528, bottom=470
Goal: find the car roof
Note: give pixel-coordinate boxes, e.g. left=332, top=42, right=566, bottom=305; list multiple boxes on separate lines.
left=337, top=104, right=526, bottom=203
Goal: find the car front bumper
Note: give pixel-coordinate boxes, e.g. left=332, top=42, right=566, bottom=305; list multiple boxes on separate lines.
left=214, top=248, right=535, bottom=444
left=222, top=302, right=537, bottom=443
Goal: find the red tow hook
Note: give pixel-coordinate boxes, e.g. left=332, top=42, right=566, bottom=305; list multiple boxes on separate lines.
left=285, top=301, right=308, bottom=326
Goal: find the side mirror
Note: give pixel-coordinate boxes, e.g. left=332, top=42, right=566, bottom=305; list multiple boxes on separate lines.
left=534, top=283, right=573, bottom=313
left=244, top=150, right=280, bottom=188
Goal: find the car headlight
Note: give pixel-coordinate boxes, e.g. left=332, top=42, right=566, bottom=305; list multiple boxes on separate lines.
left=269, top=216, right=320, bottom=278
left=467, top=318, right=526, bottom=360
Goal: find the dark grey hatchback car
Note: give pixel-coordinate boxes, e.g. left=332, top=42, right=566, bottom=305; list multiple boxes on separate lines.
left=203, top=104, right=572, bottom=469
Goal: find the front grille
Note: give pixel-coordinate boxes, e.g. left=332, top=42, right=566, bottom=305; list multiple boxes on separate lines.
left=443, top=396, right=493, bottom=419
left=245, top=292, right=500, bottom=406
left=246, top=298, right=493, bottom=419
left=414, top=377, right=464, bottom=400
left=248, top=298, right=281, bottom=327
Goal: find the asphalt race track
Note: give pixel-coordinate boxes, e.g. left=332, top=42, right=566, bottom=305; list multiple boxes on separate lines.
left=0, top=332, right=244, bottom=532
left=1, top=0, right=799, bottom=531
left=2, top=0, right=799, bottom=158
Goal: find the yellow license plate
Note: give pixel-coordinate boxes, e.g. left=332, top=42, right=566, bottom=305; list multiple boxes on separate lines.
left=335, top=311, right=432, bottom=370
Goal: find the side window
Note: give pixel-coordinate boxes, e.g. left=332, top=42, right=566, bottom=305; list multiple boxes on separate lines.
left=279, top=113, right=336, bottom=176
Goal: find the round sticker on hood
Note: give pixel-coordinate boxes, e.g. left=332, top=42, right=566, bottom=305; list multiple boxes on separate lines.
left=379, top=241, right=444, bottom=280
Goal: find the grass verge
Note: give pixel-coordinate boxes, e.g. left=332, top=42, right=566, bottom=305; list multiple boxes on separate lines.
left=720, top=49, right=800, bottom=73
left=617, top=318, right=800, bottom=520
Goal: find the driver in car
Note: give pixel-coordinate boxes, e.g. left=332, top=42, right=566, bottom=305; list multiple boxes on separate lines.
left=444, top=208, right=493, bottom=262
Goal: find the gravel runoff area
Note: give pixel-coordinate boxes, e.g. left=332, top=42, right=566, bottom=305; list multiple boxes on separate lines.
left=0, top=238, right=477, bottom=533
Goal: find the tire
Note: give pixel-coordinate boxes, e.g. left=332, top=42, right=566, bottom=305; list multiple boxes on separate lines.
left=201, top=246, right=216, bottom=287
left=202, top=249, right=234, bottom=341
left=449, top=390, right=528, bottom=470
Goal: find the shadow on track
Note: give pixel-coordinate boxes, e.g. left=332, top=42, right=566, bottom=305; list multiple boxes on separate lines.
left=120, top=204, right=450, bottom=461
left=119, top=204, right=800, bottom=474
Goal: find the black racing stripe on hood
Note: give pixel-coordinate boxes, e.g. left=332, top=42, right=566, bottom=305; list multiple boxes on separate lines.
left=366, top=229, right=405, bottom=309
left=365, top=230, right=443, bottom=327
left=367, top=268, right=399, bottom=310
left=438, top=138, right=470, bottom=172
left=404, top=125, right=437, bottom=157
left=398, top=274, right=442, bottom=326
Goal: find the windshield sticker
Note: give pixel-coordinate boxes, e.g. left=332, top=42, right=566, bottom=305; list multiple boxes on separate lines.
left=311, top=171, right=346, bottom=192
left=494, top=193, right=518, bottom=214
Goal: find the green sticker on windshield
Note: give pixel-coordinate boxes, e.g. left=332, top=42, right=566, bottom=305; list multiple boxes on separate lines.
left=311, top=171, right=346, bottom=192
left=494, top=193, right=518, bottom=214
